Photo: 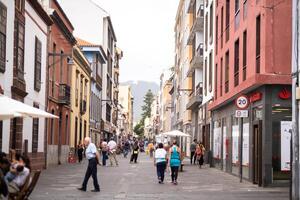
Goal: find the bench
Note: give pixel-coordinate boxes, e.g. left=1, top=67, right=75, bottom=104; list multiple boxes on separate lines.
left=9, top=170, right=41, bottom=200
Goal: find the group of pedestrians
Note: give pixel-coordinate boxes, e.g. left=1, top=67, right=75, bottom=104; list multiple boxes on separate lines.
left=0, top=150, right=31, bottom=198
left=190, top=139, right=205, bottom=168
left=154, top=140, right=181, bottom=185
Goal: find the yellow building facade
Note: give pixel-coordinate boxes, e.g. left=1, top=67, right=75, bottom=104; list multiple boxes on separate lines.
left=70, top=46, right=91, bottom=148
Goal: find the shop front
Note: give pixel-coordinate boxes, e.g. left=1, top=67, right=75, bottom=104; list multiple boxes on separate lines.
left=211, top=85, right=292, bottom=186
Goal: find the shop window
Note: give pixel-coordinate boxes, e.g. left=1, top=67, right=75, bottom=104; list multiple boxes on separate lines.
left=272, top=107, right=292, bottom=181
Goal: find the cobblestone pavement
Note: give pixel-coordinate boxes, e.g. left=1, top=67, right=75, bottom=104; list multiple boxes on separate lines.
left=31, top=153, right=288, bottom=200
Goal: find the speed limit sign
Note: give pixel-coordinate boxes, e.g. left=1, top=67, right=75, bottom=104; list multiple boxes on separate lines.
left=235, top=95, right=249, bottom=109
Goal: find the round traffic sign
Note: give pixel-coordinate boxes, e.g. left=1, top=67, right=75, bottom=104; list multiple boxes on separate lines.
left=235, top=95, right=249, bottom=109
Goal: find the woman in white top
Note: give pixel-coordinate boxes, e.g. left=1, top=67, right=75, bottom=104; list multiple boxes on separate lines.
left=154, top=143, right=167, bottom=184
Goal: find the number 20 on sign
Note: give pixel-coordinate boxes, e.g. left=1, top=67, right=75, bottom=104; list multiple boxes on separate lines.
left=235, top=95, right=249, bottom=109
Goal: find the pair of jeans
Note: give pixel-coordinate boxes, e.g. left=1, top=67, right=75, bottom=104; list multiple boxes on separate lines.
left=82, top=158, right=100, bottom=191
left=190, top=151, right=196, bottom=164
left=171, top=166, right=179, bottom=182
left=102, top=151, right=107, bottom=166
left=156, top=162, right=166, bottom=182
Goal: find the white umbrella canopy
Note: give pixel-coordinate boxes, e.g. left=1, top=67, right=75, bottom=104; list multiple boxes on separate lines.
left=0, top=95, right=58, bottom=120
left=162, top=130, right=191, bottom=137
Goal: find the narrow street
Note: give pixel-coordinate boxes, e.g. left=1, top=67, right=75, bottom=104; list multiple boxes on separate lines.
left=31, top=153, right=288, bottom=200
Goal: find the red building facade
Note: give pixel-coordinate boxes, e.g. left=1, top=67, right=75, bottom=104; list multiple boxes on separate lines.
left=46, top=0, right=76, bottom=166
left=210, top=0, right=292, bottom=186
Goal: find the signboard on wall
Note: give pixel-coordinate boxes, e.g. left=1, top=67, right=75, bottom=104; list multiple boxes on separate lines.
left=281, top=121, right=292, bottom=171
left=213, top=127, right=221, bottom=159
left=242, top=123, right=249, bottom=166
left=232, top=125, right=239, bottom=164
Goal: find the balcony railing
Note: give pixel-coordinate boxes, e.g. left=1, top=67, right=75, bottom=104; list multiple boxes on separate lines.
left=188, top=44, right=204, bottom=77
left=187, top=83, right=203, bottom=110
left=58, top=84, right=71, bottom=105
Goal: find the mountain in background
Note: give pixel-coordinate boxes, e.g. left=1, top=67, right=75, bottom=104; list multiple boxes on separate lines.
left=121, top=81, right=159, bottom=123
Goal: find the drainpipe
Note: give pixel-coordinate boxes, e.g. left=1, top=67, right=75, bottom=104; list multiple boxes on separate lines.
left=291, top=0, right=299, bottom=199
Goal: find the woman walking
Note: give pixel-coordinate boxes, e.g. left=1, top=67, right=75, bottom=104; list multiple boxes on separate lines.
left=198, top=143, right=205, bottom=168
left=169, top=140, right=181, bottom=185
left=154, top=143, right=167, bottom=184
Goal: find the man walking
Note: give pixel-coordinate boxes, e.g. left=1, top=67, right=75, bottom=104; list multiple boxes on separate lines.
left=190, top=139, right=197, bottom=165
left=78, top=137, right=100, bottom=192
left=107, top=138, right=119, bottom=166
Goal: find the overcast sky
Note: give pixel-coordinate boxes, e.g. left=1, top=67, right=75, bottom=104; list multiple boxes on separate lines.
left=60, top=0, right=179, bottom=83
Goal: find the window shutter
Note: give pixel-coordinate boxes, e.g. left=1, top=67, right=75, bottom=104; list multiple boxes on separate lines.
left=34, top=37, right=42, bottom=91
left=0, top=2, right=7, bottom=73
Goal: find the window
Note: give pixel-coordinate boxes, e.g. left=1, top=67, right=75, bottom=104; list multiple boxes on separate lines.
left=215, top=15, right=218, bottom=55
left=106, top=104, right=111, bottom=122
left=75, top=72, right=79, bottom=107
left=50, top=109, right=55, bottom=144
left=15, top=21, right=25, bottom=80
left=192, top=71, right=195, bottom=95
left=0, top=120, right=2, bottom=151
left=65, top=115, right=68, bottom=145
left=215, top=63, right=218, bottom=99
left=205, top=13, right=208, bottom=50
left=60, top=50, right=63, bottom=82
left=32, top=104, right=39, bottom=153
left=225, top=51, right=229, bottom=93
left=234, top=39, right=239, bottom=87
left=0, top=2, right=7, bottom=73
left=209, top=52, right=212, bottom=92
left=75, top=117, right=78, bottom=147
left=225, top=0, right=230, bottom=42
left=51, top=43, right=56, bottom=96
left=235, top=0, right=240, bottom=13
left=221, top=7, right=224, bottom=48
left=220, top=57, right=223, bottom=97
left=204, top=58, right=207, bottom=96
left=34, top=37, right=42, bottom=91
left=15, top=0, right=24, bottom=12
left=256, top=15, right=261, bottom=73
left=209, top=3, right=213, bottom=44
left=243, top=30, right=247, bottom=81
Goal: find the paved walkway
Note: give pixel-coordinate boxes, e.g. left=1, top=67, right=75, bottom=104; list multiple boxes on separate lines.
left=31, top=153, right=288, bottom=200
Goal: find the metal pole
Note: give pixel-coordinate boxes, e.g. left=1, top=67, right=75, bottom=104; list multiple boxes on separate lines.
left=240, top=117, right=243, bottom=183
left=292, top=0, right=299, bottom=199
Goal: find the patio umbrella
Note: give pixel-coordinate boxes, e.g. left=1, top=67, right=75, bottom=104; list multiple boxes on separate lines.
left=161, top=130, right=191, bottom=137
left=0, top=95, right=58, bottom=120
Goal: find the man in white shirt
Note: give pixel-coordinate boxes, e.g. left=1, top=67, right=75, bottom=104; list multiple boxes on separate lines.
left=107, top=138, right=118, bottom=166
left=78, top=137, right=100, bottom=192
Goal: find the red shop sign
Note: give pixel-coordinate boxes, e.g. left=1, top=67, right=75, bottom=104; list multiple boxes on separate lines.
left=278, top=88, right=291, bottom=100
left=249, top=92, right=262, bottom=103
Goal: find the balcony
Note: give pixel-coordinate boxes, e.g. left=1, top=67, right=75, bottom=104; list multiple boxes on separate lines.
left=186, top=83, right=203, bottom=110
left=187, top=5, right=204, bottom=45
left=187, top=44, right=204, bottom=77
left=80, top=99, right=87, bottom=114
left=58, top=84, right=71, bottom=105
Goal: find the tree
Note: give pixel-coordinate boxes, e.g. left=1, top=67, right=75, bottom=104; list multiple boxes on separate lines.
left=141, top=89, right=155, bottom=123
left=134, top=122, right=144, bottom=136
